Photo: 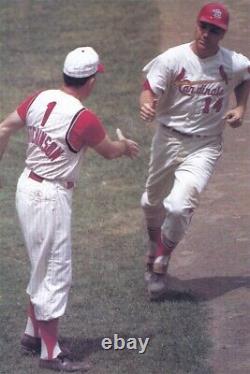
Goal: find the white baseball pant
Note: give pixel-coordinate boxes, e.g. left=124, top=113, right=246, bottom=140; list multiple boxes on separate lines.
left=141, top=124, right=223, bottom=245
left=16, top=168, right=73, bottom=320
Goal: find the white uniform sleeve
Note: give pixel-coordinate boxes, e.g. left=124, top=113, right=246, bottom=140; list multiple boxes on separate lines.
left=142, top=52, right=174, bottom=96
left=233, top=52, right=250, bottom=86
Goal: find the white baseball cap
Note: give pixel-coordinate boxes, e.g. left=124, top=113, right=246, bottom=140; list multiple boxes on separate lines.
left=63, top=47, right=105, bottom=78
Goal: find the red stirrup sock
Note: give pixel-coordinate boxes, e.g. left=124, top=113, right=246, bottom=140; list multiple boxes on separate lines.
left=154, top=233, right=176, bottom=274
left=38, top=318, right=61, bottom=360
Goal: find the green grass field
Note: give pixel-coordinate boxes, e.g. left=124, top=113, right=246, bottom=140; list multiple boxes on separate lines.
left=0, top=1, right=211, bottom=373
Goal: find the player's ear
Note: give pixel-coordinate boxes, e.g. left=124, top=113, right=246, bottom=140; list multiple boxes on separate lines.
left=86, top=75, right=96, bottom=90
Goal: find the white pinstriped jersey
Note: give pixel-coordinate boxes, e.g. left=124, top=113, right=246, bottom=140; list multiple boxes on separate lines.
left=143, top=42, right=250, bottom=136
left=17, top=89, right=105, bottom=182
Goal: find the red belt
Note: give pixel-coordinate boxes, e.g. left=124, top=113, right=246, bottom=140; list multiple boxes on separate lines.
left=28, top=171, right=74, bottom=189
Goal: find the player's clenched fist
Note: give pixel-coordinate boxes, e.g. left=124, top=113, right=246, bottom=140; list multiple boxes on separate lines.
left=223, top=107, right=244, bottom=128
left=139, top=88, right=158, bottom=122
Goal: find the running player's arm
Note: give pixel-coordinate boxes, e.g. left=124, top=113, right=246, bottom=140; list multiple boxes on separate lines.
left=140, top=53, right=170, bottom=121
left=224, top=79, right=250, bottom=127
left=139, top=80, right=159, bottom=121
left=0, top=111, right=25, bottom=160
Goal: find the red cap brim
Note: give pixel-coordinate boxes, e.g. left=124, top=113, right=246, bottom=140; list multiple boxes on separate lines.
left=199, top=16, right=227, bottom=31
left=97, top=63, right=105, bottom=73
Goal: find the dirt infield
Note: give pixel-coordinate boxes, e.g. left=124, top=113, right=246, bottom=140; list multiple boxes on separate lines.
left=157, top=1, right=250, bottom=373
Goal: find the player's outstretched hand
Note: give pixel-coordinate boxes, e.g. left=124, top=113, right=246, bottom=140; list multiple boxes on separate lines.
left=116, top=128, right=139, bottom=159
left=223, top=107, right=244, bottom=128
left=123, top=139, right=140, bottom=159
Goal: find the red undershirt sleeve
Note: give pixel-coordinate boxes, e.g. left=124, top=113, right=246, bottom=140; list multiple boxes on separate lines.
left=142, top=79, right=154, bottom=93
left=16, top=91, right=41, bottom=121
left=66, top=109, right=106, bottom=152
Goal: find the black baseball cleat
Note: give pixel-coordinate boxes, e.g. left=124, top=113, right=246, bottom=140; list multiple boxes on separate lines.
left=21, top=334, right=72, bottom=358
left=39, top=353, right=91, bottom=372
left=21, top=334, right=41, bottom=355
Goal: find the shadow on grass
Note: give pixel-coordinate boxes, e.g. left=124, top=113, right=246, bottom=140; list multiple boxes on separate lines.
left=59, top=336, right=103, bottom=360
left=153, top=275, right=250, bottom=303
left=149, top=289, right=198, bottom=303
left=60, top=333, right=154, bottom=361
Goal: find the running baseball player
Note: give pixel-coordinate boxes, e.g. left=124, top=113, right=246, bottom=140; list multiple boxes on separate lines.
left=139, top=2, right=250, bottom=300
left=0, top=46, right=139, bottom=371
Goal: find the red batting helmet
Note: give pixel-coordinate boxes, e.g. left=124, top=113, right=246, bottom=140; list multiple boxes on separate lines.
left=197, top=3, right=229, bottom=31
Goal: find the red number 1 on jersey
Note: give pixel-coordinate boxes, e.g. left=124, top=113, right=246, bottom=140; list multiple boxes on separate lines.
left=40, top=101, right=57, bottom=127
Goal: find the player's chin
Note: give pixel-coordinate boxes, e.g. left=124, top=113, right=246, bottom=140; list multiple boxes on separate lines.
left=197, top=40, right=207, bottom=49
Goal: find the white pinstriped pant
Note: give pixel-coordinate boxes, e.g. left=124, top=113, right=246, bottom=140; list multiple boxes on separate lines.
left=16, top=168, right=73, bottom=320
left=141, top=124, right=223, bottom=245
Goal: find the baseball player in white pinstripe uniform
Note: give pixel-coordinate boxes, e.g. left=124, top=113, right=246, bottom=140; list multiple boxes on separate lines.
left=139, top=2, right=250, bottom=300
left=0, top=46, right=138, bottom=371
